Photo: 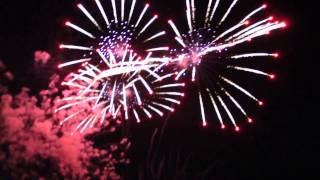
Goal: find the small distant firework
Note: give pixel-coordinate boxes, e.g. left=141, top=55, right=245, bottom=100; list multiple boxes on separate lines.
left=167, top=0, right=286, bottom=130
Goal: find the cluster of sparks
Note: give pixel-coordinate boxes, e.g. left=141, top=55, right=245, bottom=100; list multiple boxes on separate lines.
left=57, top=0, right=286, bottom=133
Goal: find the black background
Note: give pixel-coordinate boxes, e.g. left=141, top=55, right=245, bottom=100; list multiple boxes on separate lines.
left=0, top=0, right=315, bottom=179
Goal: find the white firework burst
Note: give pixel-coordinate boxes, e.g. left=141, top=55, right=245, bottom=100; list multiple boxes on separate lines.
left=56, top=50, right=184, bottom=133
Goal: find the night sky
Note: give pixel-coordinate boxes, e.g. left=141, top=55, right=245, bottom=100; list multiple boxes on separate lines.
left=0, top=0, right=314, bottom=179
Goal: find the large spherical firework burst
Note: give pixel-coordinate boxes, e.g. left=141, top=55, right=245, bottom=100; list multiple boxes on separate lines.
left=167, top=0, right=286, bottom=131
left=56, top=49, right=184, bottom=133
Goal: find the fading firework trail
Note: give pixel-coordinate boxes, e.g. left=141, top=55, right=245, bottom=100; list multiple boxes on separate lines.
left=167, top=0, right=286, bottom=131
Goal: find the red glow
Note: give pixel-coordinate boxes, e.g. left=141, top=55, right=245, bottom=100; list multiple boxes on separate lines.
left=77, top=4, right=82, bottom=8
left=247, top=117, right=253, bottom=123
left=282, top=21, right=288, bottom=28
left=65, top=21, right=70, bottom=26
left=274, top=53, right=279, bottom=58
left=59, top=44, right=63, bottom=49
left=269, top=74, right=276, bottom=80
left=258, top=101, right=264, bottom=106
left=191, top=51, right=200, bottom=64
left=235, top=126, right=240, bottom=132
left=125, top=89, right=132, bottom=97
left=244, top=20, right=250, bottom=25
left=268, top=16, right=274, bottom=21
left=262, top=4, right=267, bottom=8
left=154, top=14, right=158, bottom=18
left=221, top=124, right=226, bottom=129
left=203, top=122, right=207, bottom=127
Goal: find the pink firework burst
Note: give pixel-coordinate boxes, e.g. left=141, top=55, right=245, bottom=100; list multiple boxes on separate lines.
left=166, top=0, right=287, bottom=131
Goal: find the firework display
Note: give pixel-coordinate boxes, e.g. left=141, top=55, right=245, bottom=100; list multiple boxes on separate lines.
left=166, top=0, right=286, bottom=131
left=58, top=0, right=286, bottom=132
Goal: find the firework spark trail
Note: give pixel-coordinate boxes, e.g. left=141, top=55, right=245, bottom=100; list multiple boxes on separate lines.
left=205, top=0, right=213, bottom=25
left=168, top=20, right=182, bottom=38
left=59, top=45, right=92, bottom=51
left=78, top=4, right=102, bottom=30
left=166, top=0, right=286, bottom=130
left=65, top=22, right=95, bottom=39
left=220, top=76, right=259, bottom=102
left=144, top=31, right=166, bottom=43
left=218, top=0, right=239, bottom=26
left=191, top=0, right=196, bottom=24
left=175, top=69, right=187, bottom=81
left=186, top=0, right=193, bottom=32
left=225, top=17, right=273, bottom=41
left=175, top=37, right=187, bottom=48
left=227, top=66, right=274, bottom=78
left=138, top=15, right=158, bottom=36
left=142, top=108, right=152, bottom=118
left=128, top=0, right=137, bottom=23
left=208, top=0, right=220, bottom=25
left=222, top=88, right=247, bottom=117
left=230, top=53, right=278, bottom=59
left=121, top=0, right=125, bottom=21
left=207, top=89, right=224, bottom=128
left=147, top=105, right=164, bottom=116
left=95, top=0, right=110, bottom=26
left=199, top=92, right=207, bottom=126
left=58, top=58, right=91, bottom=68
left=217, top=95, right=238, bottom=130
left=240, top=4, right=267, bottom=23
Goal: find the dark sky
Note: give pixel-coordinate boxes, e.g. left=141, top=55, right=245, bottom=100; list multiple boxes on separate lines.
left=0, top=0, right=314, bottom=179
